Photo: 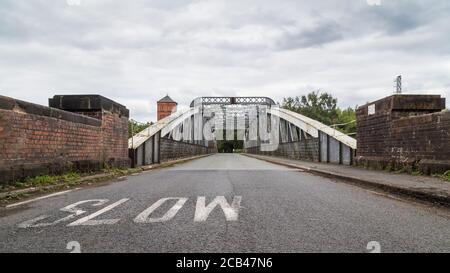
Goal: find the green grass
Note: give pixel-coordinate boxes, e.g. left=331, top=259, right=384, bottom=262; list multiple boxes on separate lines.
left=1, top=167, right=148, bottom=205
left=14, top=172, right=81, bottom=189
left=6, top=167, right=141, bottom=192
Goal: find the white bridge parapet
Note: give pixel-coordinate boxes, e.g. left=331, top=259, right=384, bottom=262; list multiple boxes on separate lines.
left=269, top=108, right=356, bottom=150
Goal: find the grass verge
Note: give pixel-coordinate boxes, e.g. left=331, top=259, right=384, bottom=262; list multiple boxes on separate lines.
left=0, top=168, right=141, bottom=205
left=0, top=154, right=212, bottom=206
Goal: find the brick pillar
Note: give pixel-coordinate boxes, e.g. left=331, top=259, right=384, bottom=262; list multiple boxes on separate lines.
left=49, top=95, right=130, bottom=168
left=355, top=94, right=447, bottom=172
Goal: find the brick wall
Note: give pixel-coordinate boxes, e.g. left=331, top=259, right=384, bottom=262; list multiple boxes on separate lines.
left=356, top=94, right=449, bottom=174
left=0, top=95, right=130, bottom=184
left=245, top=138, right=320, bottom=162
left=101, top=111, right=129, bottom=165
left=160, top=138, right=215, bottom=162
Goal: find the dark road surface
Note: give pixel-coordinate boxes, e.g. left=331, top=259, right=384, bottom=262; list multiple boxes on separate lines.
left=1, top=154, right=449, bottom=253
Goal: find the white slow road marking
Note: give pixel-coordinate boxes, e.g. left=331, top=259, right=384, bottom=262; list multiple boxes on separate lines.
left=18, top=196, right=243, bottom=228
left=194, top=196, right=242, bottom=222
left=18, top=199, right=109, bottom=228
left=134, top=197, right=188, bottom=223
left=6, top=189, right=80, bottom=208
left=67, top=198, right=130, bottom=226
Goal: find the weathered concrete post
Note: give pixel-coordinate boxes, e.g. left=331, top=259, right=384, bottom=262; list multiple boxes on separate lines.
left=355, top=94, right=449, bottom=174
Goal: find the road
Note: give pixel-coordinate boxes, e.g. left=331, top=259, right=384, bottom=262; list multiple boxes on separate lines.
left=1, top=154, right=449, bottom=253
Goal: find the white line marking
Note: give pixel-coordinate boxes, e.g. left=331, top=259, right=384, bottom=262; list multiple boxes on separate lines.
left=366, top=190, right=405, bottom=202
left=6, top=189, right=79, bottom=208
left=134, top=197, right=188, bottom=223
left=67, top=198, right=129, bottom=226
left=194, top=196, right=242, bottom=222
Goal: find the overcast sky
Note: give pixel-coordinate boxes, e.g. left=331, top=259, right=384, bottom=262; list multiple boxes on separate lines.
left=1, top=0, right=449, bottom=122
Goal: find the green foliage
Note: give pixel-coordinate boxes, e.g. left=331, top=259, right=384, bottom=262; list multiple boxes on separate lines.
left=336, top=107, right=357, bottom=135
left=282, top=91, right=338, bottom=125
left=129, top=120, right=151, bottom=138
left=282, top=91, right=356, bottom=135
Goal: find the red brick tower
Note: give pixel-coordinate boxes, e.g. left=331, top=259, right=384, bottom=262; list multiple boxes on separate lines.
left=157, top=95, right=177, bottom=121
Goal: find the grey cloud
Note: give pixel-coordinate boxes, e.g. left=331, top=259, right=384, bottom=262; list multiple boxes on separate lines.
left=276, top=20, right=343, bottom=50
left=355, top=0, right=450, bottom=35
left=0, top=0, right=449, bottom=122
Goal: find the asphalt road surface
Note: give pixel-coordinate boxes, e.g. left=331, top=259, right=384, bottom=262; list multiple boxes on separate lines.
left=1, top=154, right=449, bottom=253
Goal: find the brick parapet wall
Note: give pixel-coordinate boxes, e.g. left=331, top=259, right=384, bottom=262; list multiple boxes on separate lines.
left=355, top=94, right=450, bottom=174
left=0, top=95, right=129, bottom=184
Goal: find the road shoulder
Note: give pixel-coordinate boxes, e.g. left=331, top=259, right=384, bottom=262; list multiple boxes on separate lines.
left=0, top=154, right=212, bottom=208
left=243, top=153, right=450, bottom=208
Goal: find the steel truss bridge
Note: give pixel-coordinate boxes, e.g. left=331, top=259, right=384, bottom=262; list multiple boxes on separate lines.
left=129, top=96, right=356, bottom=167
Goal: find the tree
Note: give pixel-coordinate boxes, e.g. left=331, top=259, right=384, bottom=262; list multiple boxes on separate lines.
left=128, top=120, right=152, bottom=138
left=335, top=107, right=356, bottom=135
left=282, top=91, right=339, bottom=125
left=282, top=91, right=356, bottom=135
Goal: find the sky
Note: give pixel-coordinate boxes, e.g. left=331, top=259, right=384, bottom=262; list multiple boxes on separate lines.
left=0, top=0, right=449, bottom=122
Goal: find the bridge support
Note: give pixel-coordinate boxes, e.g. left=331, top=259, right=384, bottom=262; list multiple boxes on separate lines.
left=317, top=132, right=354, bottom=165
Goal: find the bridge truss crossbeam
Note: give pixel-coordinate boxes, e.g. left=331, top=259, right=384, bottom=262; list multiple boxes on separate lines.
left=190, top=97, right=276, bottom=108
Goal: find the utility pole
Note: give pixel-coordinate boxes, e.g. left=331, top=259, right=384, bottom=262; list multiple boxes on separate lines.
left=395, top=75, right=402, bottom=94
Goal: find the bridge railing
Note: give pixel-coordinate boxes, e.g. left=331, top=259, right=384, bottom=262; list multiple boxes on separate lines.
left=129, top=104, right=357, bottom=166
left=128, top=108, right=214, bottom=167
left=244, top=108, right=356, bottom=165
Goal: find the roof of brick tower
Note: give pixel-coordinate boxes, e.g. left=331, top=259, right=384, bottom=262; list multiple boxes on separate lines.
left=158, top=95, right=177, bottom=103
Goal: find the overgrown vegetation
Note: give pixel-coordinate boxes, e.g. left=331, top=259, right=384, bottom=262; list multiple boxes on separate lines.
left=14, top=172, right=81, bottom=188
left=282, top=91, right=356, bottom=135
left=0, top=168, right=142, bottom=204
left=2, top=167, right=140, bottom=193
